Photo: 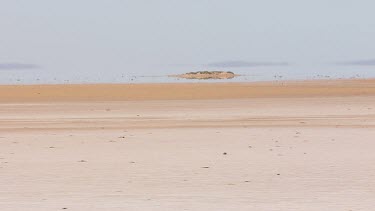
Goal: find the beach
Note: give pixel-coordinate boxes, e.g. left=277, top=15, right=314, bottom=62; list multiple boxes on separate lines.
left=1, top=79, right=375, bottom=210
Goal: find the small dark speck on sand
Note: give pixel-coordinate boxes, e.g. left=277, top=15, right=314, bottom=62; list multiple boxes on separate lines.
left=277, top=174, right=281, bottom=176
left=223, top=152, right=227, bottom=155
left=201, top=166, right=210, bottom=169
left=78, top=160, right=87, bottom=163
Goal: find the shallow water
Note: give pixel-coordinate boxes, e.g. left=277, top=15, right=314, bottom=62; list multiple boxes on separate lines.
left=0, top=64, right=374, bottom=84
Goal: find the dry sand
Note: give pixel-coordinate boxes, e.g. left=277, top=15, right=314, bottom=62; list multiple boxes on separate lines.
left=1, top=80, right=375, bottom=210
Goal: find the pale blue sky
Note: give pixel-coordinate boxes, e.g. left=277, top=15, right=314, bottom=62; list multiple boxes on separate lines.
left=1, top=0, right=375, bottom=83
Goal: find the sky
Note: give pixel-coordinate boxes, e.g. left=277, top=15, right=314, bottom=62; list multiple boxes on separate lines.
left=1, top=0, right=375, bottom=83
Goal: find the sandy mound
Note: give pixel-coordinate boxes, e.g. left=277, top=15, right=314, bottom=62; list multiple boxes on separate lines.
left=171, top=71, right=236, bottom=79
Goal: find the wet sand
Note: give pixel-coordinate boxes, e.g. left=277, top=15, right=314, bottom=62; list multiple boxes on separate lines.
left=1, top=80, right=375, bottom=210
left=1, top=79, right=375, bottom=102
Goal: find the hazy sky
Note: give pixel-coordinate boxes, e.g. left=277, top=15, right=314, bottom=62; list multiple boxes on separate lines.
left=1, top=0, right=375, bottom=78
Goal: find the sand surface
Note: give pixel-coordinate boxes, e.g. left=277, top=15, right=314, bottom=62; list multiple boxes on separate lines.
left=1, top=79, right=375, bottom=102
left=1, top=80, right=375, bottom=210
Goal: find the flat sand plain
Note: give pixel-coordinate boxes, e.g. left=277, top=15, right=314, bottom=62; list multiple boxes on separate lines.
left=1, top=80, right=375, bottom=210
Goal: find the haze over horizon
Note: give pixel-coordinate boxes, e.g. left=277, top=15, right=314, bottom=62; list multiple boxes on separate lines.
left=1, top=0, right=375, bottom=83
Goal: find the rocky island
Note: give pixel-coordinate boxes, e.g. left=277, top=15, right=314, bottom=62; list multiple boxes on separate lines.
left=171, top=71, right=236, bottom=80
